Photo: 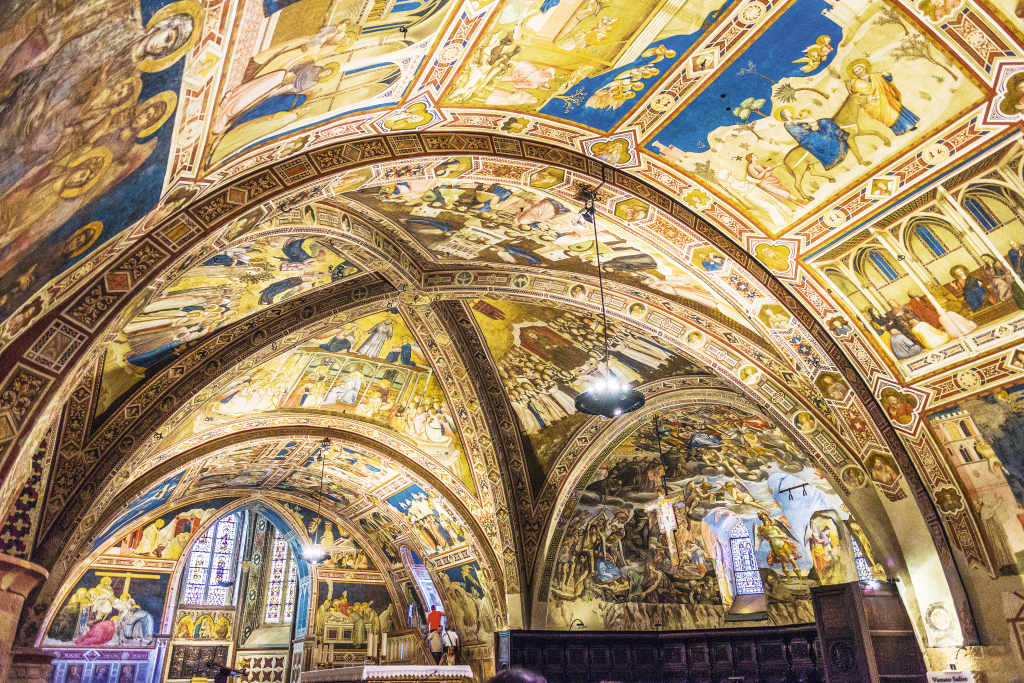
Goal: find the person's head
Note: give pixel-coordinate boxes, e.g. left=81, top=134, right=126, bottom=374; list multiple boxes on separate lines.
left=852, top=64, right=868, bottom=78
left=63, top=159, right=104, bottom=190
left=132, top=100, right=168, bottom=132
left=745, top=153, right=757, bottom=163
left=982, top=254, right=996, bottom=266
left=111, top=77, right=140, bottom=106
left=1012, top=240, right=1021, bottom=250
left=143, top=25, right=180, bottom=56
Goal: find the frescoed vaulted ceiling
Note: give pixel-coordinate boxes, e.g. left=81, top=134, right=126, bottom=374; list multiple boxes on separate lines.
left=3, top=0, right=1024, bottom=676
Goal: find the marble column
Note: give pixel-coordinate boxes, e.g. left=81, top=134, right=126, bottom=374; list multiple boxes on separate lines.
left=0, top=554, right=49, bottom=683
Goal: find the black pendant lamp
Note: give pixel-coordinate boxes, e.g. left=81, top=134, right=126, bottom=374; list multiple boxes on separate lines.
left=302, top=437, right=331, bottom=565
left=573, top=184, right=645, bottom=419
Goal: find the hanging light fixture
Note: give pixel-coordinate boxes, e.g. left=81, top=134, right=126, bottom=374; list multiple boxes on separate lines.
left=573, top=183, right=645, bottom=418
left=302, top=437, right=331, bottom=565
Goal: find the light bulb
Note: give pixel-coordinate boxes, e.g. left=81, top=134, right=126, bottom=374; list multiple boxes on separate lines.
left=303, top=544, right=326, bottom=564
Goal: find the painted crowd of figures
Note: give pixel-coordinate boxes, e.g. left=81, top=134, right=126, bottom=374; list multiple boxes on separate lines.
left=865, top=246, right=1024, bottom=360
left=314, top=590, right=396, bottom=648
left=388, top=487, right=468, bottom=555
left=549, top=404, right=881, bottom=631
left=0, top=0, right=203, bottom=324
left=48, top=576, right=158, bottom=647
left=120, top=236, right=357, bottom=372
left=496, top=309, right=676, bottom=435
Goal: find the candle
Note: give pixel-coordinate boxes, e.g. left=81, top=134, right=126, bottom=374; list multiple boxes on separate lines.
left=381, top=633, right=387, bottom=660
left=367, top=633, right=374, bottom=656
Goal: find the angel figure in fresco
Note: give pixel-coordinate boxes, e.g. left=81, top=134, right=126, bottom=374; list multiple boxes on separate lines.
left=277, top=237, right=327, bottom=274
left=846, top=60, right=919, bottom=136
left=720, top=481, right=773, bottom=513
left=793, top=36, right=832, bottom=73
left=756, top=512, right=802, bottom=580
left=586, top=66, right=659, bottom=111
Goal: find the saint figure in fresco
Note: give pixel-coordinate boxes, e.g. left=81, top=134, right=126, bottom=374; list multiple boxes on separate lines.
left=868, top=454, right=899, bottom=485
left=385, top=336, right=417, bottom=366
left=847, top=60, right=918, bottom=136
left=50, top=589, right=89, bottom=642
left=950, top=264, right=988, bottom=311
left=358, top=317, right=395, bottom=357
left=520, top=326, right=590, bottom=370
left=745, top=153, right=806, bottom=206
left=1008, top=240, right=1024, bottom=278
left=778, top=106, right=849, bottom=171
left=119, top=595, right=155, bottom=642
left=981, top=253, right=1017, bottom=303
left=884, top=395, right=914, bottom=424
left=320, top=323, right=361, bottom=353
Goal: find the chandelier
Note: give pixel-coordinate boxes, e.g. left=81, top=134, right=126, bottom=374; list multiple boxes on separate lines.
left=573, top=183, right=645, bottom=419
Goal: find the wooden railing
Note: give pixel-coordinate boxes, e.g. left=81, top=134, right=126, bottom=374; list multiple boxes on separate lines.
left=496, top=625, right=824, bottom=683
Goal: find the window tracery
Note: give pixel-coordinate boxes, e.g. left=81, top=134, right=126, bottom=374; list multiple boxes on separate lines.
left=184, top=513, right=240, bottom=606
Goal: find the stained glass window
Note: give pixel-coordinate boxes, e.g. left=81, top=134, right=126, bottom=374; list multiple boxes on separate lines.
left=183, top=513, right=240, bottom=606
left=729, top=523, right=764, bottom=596
left=853, top=538, right=874, bottom=582
left=284, top=557, right=298, bottom=622
left=265, top=534, right=298, bottom=624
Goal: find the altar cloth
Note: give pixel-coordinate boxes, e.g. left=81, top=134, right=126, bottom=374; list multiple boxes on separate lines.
left=300, top=665, right=474, bottom=682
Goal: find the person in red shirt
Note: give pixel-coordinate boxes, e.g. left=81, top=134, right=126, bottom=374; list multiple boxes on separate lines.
left=426, top=605, right=445, bottom=632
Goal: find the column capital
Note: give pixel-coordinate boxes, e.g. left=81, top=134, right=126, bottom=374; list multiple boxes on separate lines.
left=7, top=648, right=52, bottom=683
left=0, top=555, right=47, bottom=598
left=9, top=649, right=52, bottom=666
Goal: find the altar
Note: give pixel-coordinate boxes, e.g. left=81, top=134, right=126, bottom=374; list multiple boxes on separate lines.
left=299, top=665, right=475, bottom=683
